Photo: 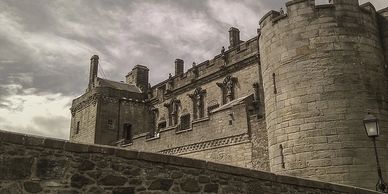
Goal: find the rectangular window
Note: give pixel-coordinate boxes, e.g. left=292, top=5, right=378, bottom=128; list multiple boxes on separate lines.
left=179, top=114, right=191, bottom=131
left=75, top=121, right=80, bottom=134
left=123, top=123, right=132, bottom=143
left=107, top=119, right=114, bottom=129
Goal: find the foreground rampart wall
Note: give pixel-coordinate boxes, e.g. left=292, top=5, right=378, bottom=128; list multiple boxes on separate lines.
left=0, top=130, right=378, bottom=194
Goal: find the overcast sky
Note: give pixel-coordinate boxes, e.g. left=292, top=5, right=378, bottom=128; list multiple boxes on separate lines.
left=0, top=0, right=387, bottom=140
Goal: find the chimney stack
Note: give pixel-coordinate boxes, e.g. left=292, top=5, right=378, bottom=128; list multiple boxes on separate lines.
left=126, top=65, right=149, bottom=93
left=88, top=55, right=99, bottom=89
left=229, top=27, right=240, bottom=49
left=175, top=59, right=184, bottom=76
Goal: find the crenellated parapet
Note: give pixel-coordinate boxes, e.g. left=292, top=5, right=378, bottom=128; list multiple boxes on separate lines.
left=149, top=35, right=259, bottom=104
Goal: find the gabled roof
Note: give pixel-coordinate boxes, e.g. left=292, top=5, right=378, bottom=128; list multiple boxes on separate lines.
left=97, top=78, right=142, bottom=93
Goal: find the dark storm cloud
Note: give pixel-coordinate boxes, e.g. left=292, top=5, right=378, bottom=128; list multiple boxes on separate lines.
left=0, top=0, right=286, bottom=103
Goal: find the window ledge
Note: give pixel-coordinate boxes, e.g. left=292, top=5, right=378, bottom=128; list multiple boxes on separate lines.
left=120, top=142, right=133, bottom=147
left=192, top=117, right=210, bottom=124
left=146, top=133, right=160, bottom=141
left=160, top=125, right=177, bottom=132
left=116, top=139, right=133, bottom=147
left=175, top=128, right=192, bottom=134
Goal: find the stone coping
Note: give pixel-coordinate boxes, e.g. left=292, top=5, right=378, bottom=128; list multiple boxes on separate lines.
left=0, top=129, right=378, bottom=194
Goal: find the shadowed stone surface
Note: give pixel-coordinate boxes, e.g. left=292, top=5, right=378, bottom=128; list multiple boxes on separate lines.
left=23, top=181, right=43, bottom=193
left=70, top=174, right=94, bottom=188
left=0, top=157, right=33, bottom=180
left=148, top=178, right=174, bottom=191
left=98, top=175, right=127, bottom=186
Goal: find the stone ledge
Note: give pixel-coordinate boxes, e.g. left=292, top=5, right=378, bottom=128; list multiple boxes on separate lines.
left=0, top=130, right=378, bottom=193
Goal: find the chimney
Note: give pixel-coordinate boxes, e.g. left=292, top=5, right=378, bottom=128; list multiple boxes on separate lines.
left=126, top=65, right=149, bottom=93
left=229, top=27, right=240, bottom=49
left=88, top=55, right=99, bottom=89
left=175, top=59, right=184, bottom=76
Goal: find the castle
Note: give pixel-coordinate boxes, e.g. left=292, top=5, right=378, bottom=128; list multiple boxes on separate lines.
left=70, top=0, right=388, bottom=191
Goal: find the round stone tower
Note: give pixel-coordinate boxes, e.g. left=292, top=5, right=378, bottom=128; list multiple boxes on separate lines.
left=259, top=0, right=388, bottom=189
left=380, top=8, right=388, bottom=66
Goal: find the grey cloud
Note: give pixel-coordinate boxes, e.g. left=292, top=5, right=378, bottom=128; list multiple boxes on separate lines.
left=32, top=115, right=70, bottom=138
left=0, top=0, right=387, bottom=137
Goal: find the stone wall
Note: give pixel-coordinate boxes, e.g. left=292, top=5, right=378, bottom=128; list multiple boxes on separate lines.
left=0, top=130, right=378, bottom=194
left=379, top=8, right=388, bottom=64
left=70, top=91, right=98, bottom=144
left=125, top=101, right=252, bottom=154
left=250, top=116, right=270, bottom=171
left=259, top=0, right=388, bottom=189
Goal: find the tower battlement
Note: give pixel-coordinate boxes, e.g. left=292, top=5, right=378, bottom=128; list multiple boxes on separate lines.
left=260, top=0, right=385, bottom=30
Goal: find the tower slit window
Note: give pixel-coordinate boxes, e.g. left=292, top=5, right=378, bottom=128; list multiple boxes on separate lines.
left=272, top=73, right=277, bottom=94
left=75, top=121, right=80, bottom=134
left=280, top=144, right=285, bottom=169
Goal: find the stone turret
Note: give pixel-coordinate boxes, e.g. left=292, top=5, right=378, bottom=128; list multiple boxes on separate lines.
left=88, top=55, right=99, bottom=90
left=259, top=0, right=387, bottom=189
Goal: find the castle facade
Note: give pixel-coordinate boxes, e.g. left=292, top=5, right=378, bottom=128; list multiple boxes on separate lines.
left=70, top=0, right=388, bottom=190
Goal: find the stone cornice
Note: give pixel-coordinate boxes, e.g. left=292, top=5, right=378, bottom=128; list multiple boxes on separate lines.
left=159, top=133, right=250, bottom=155
left=71, top=93, right=147, bottom=116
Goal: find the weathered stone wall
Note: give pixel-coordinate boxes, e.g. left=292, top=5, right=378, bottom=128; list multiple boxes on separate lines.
left=250, top=116, right=270, bottom=171
left=379, top=8, right=388, bottom=64
left=181, top=142, right=253, bottom=169
left=70, top=91, right=98, bottom=144
left=151, top=59, right=260, bottom=129
left=260, top=0, right=388, bottom=189
left=126, top=102, right=251, bottom=153
left=95, top=99, right=153, bottom=145
left=0, top=130, right=378, bottom=194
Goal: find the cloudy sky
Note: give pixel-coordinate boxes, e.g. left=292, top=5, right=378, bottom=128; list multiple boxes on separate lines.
left=0, top=0, right=387, bottom=140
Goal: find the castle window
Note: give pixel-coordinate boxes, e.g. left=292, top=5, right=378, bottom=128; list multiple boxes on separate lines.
left=123, top=123, right=132, bottom=143
left=75, top=121, right=80, bottom=134
left=217, top=75, right=238, bottom=105
left=164, top=98, right=180, bottom=126
left=179, top=114, right=191, bottom=131
left=188, top=87, right=206, bottom=120
left=107, top=119, right=114, bottom=129
left=158, top=121, right=167, bottom=129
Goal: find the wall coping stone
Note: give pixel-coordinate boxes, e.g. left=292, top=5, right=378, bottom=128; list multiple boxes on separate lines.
left=0, top=129, right=379, bottom=194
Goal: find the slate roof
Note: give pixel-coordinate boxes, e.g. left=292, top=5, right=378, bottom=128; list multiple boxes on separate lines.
left=97, top=78, right=142, bottom=93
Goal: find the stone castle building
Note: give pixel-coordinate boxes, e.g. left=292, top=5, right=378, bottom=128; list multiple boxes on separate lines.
left=70, top=0, right=388, bottom=191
